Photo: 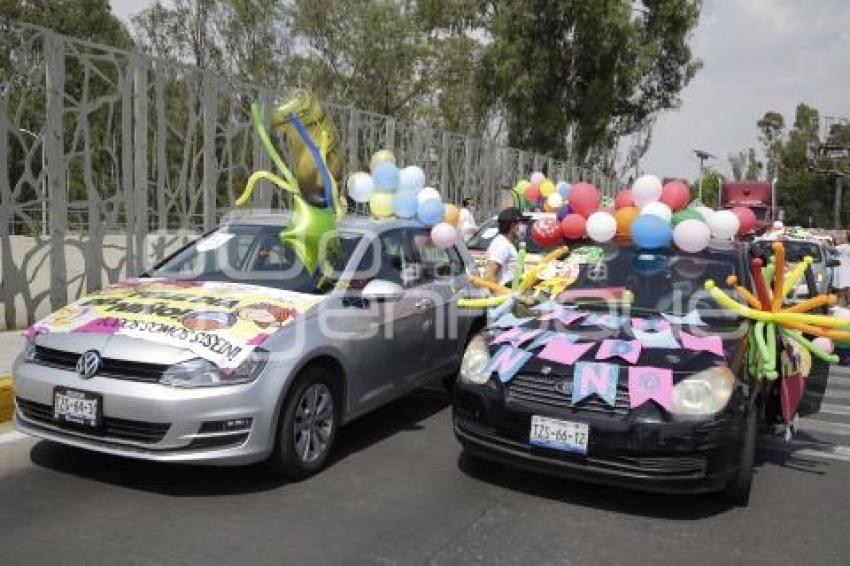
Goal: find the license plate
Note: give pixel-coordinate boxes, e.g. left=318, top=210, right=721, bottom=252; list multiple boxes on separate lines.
left=54, top=387, right=101, bottom=428
left=529, top=415, right=589, bottom=454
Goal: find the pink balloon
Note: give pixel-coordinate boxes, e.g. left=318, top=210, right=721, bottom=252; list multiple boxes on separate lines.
left=430, top=222, right=458, bottom=249
left=660, top=181, right=690, bottom=211
left=568, top=182, right=599, bottom=217
left=560, top=213, right=587, bottom=240
left=731, top=206, right=757, bottom=235
left=813, top=337, right=834, bottom=354
left=614, top=189, right=634, bottom=210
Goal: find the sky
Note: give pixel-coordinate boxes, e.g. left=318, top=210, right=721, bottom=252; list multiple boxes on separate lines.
left=109, top=0, right=850, bottom=180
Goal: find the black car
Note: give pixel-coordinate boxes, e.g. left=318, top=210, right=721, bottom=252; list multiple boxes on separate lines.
left=453, top=239, right=768, bottom=505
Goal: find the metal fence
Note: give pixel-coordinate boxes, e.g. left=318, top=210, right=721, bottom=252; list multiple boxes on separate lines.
left=0, top=19, right=617, bottom=330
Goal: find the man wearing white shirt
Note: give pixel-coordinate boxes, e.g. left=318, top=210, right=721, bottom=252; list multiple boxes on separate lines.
left=458, top=197, right=479, bottom=241
left=484, top=207, right=524, bottom=287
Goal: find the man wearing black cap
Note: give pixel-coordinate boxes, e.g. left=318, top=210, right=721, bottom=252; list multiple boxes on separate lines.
left=484, top=207, right=524, bottom=286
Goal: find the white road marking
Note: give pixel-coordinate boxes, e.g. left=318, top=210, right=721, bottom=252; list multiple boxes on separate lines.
left=819, top=403, right=850, bottom=416
left=798, top=418, right=850, bottom=436
left=763, top=438, right=850, bottom=463
left=823, top=388, right=850, bottom=401
left=0, top=430, right=29, bottom=445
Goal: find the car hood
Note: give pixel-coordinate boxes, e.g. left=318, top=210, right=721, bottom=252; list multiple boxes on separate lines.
left=27, top=278, right=328, bottom=369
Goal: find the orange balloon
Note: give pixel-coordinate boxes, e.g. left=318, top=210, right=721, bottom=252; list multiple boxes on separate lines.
left=443, top=203, right=460, bottom=226
left=615, top=206, right=639, bottom=237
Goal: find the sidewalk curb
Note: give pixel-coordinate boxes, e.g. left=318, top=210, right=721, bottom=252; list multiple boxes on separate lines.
left=0, top=374, right=12, bottom=424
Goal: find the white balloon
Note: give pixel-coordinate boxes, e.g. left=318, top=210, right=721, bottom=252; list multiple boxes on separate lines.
left=546, top=193, right=563, bottom=209
left=347, top=172, right=374, bottom=203
left=418, top=186, right=441, bottom=204
left=530, top=172, right=545, bottom=185
left=632, top=174, right=662, bottom=207
left=707, top=209, right=740, bottom=240
left=586, top=211, right=617, bottom=243
left=399, top=165, right=426, bottom=192
left=694, top=205, right=715, bottom=223
left=640, top=201, right=672, bottom=224
left=673, top=219, right=711, bottom=253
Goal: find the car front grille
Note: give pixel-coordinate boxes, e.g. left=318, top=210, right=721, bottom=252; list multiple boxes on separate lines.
left=16, top=398, right=171, bottom=444
left=33, top=346, right=168, bottom=383
left=507, top=373, right=630, bottom=416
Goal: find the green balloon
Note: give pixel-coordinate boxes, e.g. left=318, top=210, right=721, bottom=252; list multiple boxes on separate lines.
left=280, top=194, right=339, bottom=275
left=671, top=209, right=702, bottom=226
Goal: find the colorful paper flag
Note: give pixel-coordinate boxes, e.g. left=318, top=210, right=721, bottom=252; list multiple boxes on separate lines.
left=661, top=310, right=706, bottom=327
left=680, top=331, right=724, bottom=357
left=572, top=362, right=619, bottom=406
left=491, top=313, right=533, bottom=328
left=538, top=337, right=595, bottom=366
left=510, top=328, right=544, bottom=348
left=628, top=366, right=673, bottom=410
left=581, top=313, right=625, bottom=330
left=596, top=339, right=642, bottom=364
left=632, top=328, right=681, bottom=349
left=630, top=317, right=671, bottom=332
left=483, top=345, right=533, bottom=383
left=491, top=327, right=523, bottom=345
left=540, top=308, right=587, bottom=326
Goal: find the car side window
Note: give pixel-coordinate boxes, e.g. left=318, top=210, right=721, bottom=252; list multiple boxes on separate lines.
left=350, top=229, right=416, bottom=288
left=410, top=228, right=464, bottom=282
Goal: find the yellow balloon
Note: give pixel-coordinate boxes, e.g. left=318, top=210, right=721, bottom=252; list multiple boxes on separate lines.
left=370, top=149, right=396, bottom=172
left=540, top=179, right=556, bottom=197
left=443, top=203, right=460, bottom=226
left=369, top=192, right=394, bottom=218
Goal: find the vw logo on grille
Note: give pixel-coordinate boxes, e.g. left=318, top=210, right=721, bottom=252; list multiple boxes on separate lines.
left=76, top=350, right=102, bottom=379
left=553, top=380, right=571, bottom=395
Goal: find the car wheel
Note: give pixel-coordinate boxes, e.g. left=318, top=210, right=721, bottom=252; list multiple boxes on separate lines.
left=267, top=366, right=339, bottom=479
left=720, top=404, right=757, bottom=506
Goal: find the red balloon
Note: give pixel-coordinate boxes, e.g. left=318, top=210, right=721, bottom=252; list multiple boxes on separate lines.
left=524, top=184, right=541, bottom=203
left=614, top=188, right=634, bottom=210
left=731, top=206, right=757, bottom=235
left=560, top=213, right=587, bottom=240
left=567, top=182, right=599, bottom=217
left=531, top=218, right=563, bottom=248
left=660, top=181, right=690, bottom=211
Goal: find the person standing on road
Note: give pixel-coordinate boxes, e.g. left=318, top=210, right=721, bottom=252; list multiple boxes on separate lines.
left=484, top=207, right=523, bottom=287
left=459, top=197, right=479, bottom=241
left=835, top=231, right=850, bottom=305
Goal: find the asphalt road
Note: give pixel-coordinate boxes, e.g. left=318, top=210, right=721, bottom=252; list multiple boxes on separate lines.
left=1, top=386, right=849, bottom=566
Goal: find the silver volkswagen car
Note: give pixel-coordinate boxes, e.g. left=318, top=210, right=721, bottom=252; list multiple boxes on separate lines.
left=13, top=213, right=483, bottom=478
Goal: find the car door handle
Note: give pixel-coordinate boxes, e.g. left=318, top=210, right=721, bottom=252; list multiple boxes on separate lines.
left=415, top=298, right=434, bottom=310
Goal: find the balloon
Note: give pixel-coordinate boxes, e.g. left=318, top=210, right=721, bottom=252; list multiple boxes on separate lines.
left=347, top=172, right=374, bottom=203
left=418, top=198, right=445, bottom=226
left=530, top=172, right=545, bottom=185
left=586, top=211, right=617, bottom=243
left=671, top=208, right=703, bottom=226
left=524, top=183, right=541, bottom=203
left=731, top=206, right=757, bottom=235
left=443, top=203, right=460, bottom=226
left=615, top=206, right=639, bottom=237
left=418, top=186, right=440, bottom=204
left=813, top=336, right=834, bottom=354
left=546, top=193, right=563, bottom=210
left=392, top=190, right=418, bottom=218
left=833, top=307, right=850, bottom=321
left=673, top=219, right=711, bottom=253
left=431, top=222, right=458, bottom=249
left=513, top=180, right=530, bottom=197
left=279, top=194, right=338, bottom=275
left=660, top=181, right=690, bottom=211
left=560, top=213, right=587, bottom=240
left=568, top=182, right=600, bottom=217
left=398, top=165, right=425, bottom=192
left=632, top=174, right=663, bottom=207
left=640, top=201, right=672, bottom=224
left=694, top=205, right=715, bottom=223
left=531, top=218, right=564, bottom=248
left=708, top=209, right=740, bottom=240
left=540, top=179, right=556, bottom=197
left=556, top=205, right=571, bottom=221
left=369, top=192, right=394, bottom=218
left=373, top=161, right=399, bottom=192
left=370, top=149, right=396, bottom=172
left=557, top=181, right=572, bottom=199
left=630, top=214, right=673, bottom=249
left=614, top=189, right=634, bottom=210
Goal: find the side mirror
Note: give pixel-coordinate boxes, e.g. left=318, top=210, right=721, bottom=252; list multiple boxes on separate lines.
left=827, top=258, right=840, bottom=268
left=361, top=279, right=404, bottom=303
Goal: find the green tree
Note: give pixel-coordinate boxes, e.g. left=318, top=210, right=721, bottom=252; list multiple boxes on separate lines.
left=757, top=110, right=784, bottom=179
left=0, top=0, right=133, bottom=48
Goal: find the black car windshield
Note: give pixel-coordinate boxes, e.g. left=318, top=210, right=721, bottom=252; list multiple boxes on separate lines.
left=561, top=241, right=743, bottom=318
left=467, top=216, right=560, bottom=254
left=148, top=225, right=361, bottom=294
left=751, top=240, right=824, bottom=263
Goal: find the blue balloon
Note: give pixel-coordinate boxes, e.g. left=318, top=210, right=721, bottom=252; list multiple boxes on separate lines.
left=557, top=181, right=572, bottom=199
left=373, top=162, right=400, bottom=192
left=630, top=215, right=673, bottom=249
left=556, top=204, right=571, bottom=221
left=417, top=198, right=445, bottom=226
left=393, top=190, right=418, bottom=218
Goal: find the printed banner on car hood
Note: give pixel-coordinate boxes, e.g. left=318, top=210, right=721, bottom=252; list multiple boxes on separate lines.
left=28, top=279, right=327, bottom=369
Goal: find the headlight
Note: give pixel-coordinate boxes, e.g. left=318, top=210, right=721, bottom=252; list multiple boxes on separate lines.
left=160, top=348, right=268, bottom=388
left=670, top=366, right=734, bottom=418
left=459, top=333, right=491, bottom=385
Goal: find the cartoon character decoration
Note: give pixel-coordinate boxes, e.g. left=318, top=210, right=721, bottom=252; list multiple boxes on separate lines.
left=181, top=311, right=237, bottom=331
left=237, top=303, right=298, bottom=329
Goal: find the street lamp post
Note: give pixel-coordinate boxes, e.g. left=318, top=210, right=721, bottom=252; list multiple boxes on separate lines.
left=693, top=149, right=716, bottom=204
left=18, top=128, right=48, bottom=236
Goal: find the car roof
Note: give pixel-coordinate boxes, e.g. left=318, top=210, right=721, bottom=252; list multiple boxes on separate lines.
left=221, top=211, right=428, bottom=234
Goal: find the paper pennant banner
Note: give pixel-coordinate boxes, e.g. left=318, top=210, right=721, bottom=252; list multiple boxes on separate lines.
left=679, top=331, right=724, bottom=357
left=661, top=310, right=706, bottom=327
left=525, top=330, right=557, bottom=350
left=540, top=307, right=587, bottom=326
left=572, top=362, right=619, bottom=407
left=483, top=345, right=532, bottom=383
left=510, top=328, right=544, bottom=348
left=632, top=328, right=681, bottom=349
left=531, top=300, right=576, bottom=313
left=580, top=313, right=625, bottom=330
left=492, top=312, right=533, bottom=328
left=596, top=339, right=642, bottom=364
left=491, top=327, right=523, bottom=345
left=538, top=337, right=595, bottom=366
left=628, top=366, right=673, bottom=410
left=630, top=317, right=671, bottom=332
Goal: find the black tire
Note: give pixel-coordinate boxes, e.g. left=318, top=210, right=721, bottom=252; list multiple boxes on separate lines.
left=720, top=405, right=757, bottom=506
left=266, top=365, right=339, bottom=479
